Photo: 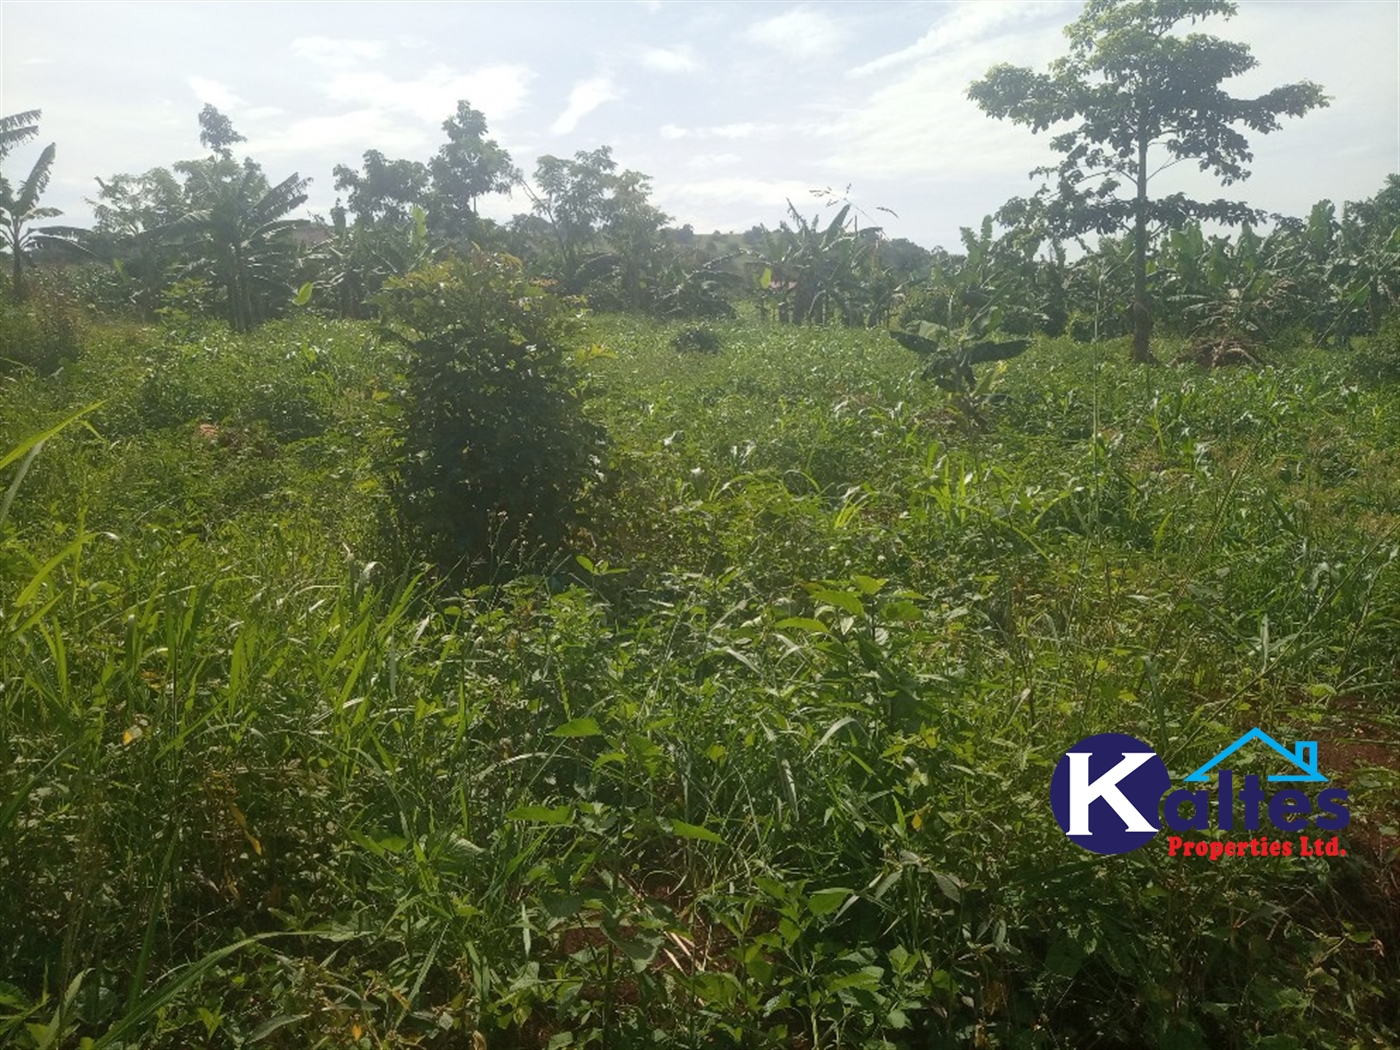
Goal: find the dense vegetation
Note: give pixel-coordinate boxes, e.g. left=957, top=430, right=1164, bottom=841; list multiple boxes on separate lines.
left=2, top=2, right=1399, bottom=1047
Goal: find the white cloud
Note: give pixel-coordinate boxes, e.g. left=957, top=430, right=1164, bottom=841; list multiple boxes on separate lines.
left=742, top=8, right=844, bottom=59
left=245, top=109, right=432, bottom=157
left=822, top=65, right=1047, bottom=180
left=684, top=151, right=741, bottom=168
left=187, top=76, right=244, bottom=111
left=641, top=45, right=703, bottom=74
left=666, top=176, right=819, bottom=207
left=322, top=63, right=533, bottom=124
left=290, top=36, right=386, bottom=68
left=822, top=12, right=1074, bottom=181
left=661, top=122, right=773, bottom=140
left=850, top=1, right=1053, bottom=78
left=551, top=74, right=622, bottom=134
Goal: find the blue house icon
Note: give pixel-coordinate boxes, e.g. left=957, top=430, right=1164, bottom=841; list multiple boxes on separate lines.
left=1182, top=728, right=1327, bottom=783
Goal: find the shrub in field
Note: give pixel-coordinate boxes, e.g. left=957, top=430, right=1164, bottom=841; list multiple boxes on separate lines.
left=376, top=251, right=606, bottom=575
left=0, top=284, right=82, bottom=376
left=672, top=323, right=721, bottom=354
left=1349, top=311, right=1400, bottom=382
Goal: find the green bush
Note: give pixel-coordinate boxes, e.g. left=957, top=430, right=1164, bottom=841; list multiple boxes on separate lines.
left=0, top=286, right=82, bottom=376
left=1349, top=310, right=1400, bottom=382
left=376, top=251, right=606, bottom=575
left=672, top=323, right=722, bottom=354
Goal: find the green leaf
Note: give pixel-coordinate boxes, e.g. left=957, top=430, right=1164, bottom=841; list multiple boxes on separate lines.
left=292, top=281, right=314, bottom=306
left=774, top=616, right=829, bottom=634
left=851, top=574, right=888, bottom=595
left=1045, top=937, right=1085, bottom=979
left=669, top=819, right=723, bottom=844
left=551, top=717, right=602, bottom=738
left=811, top=588, right=865, bottom=617
left=807, top=887, right=853, bottom=917
left=250, top=1014, right=308, bottom=1043
left=505, top=804, right=574, bottom=825
left=932, top=871, right=962, bottom=903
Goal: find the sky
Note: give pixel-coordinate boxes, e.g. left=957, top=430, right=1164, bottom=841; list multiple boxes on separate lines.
left=2, top=0, right=1398, bottom=251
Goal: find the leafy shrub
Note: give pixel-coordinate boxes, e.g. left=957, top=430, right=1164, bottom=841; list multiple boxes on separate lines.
left=672, top=323, right=722, bottom=354
left=376, top=252, right=606, bottom=575
left=651, top=254, right=741, bottom=320
left=0, top=286, right=82, bottom=376
left=1349, top=310, right=1400, bottom=382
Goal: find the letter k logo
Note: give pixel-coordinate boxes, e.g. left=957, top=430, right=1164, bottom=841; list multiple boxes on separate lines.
left=1067, top=752, right=1157, bottom=835
left=1050, top=733, right=1171, bottom=854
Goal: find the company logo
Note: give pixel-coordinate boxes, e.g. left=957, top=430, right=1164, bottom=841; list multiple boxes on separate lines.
left=1050, top=729, right=1350, bottom=857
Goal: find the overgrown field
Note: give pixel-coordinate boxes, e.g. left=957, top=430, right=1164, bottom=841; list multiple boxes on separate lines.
left=2, top=314, right=1398, bottom=1048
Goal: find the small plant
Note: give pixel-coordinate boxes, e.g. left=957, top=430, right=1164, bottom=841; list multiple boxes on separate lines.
left=672, top=324, right=722, bottom=354
left=888, top=303, right=1028, bottom=421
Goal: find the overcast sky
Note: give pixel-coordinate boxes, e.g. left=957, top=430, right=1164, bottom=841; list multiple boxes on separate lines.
left=2, top=1, right=1397, bottom=250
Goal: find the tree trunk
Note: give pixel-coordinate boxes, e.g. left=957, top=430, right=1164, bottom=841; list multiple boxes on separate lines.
left=1131, top=134, right=1154, bottom=364
left=9, top=226, right=22, bottom=302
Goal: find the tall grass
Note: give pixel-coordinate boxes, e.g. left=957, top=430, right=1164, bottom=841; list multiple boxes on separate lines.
left=1, top=314, right=1397, bottom=1047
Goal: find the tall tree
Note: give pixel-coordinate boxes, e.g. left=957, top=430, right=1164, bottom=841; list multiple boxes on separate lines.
left=198, top=104, right=246, bottom=159
left=88, top=168, right=189, bottom=318
left=601, top=169, right=668, bottom=310
left=427, top=101, right=518, bottom=240
left=530, top=147, right=619, bottom=290
left=528, top=147, right=667, bottom=299
left=968, top=0, right=1328, bottom=362
left=333, top=150, right=429, bottom=225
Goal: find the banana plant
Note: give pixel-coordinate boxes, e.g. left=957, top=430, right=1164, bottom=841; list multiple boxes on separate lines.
left=888, top=303, right=1030, bottom=396
left=160, top=159, right=308, bottom=331
left=0, top=110, right=41, bottom=160
left=760, top=201, right=876, bottom=325
left=0, top=143, right=88, bottom=301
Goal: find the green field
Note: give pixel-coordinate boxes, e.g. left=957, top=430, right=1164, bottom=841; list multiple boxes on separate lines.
left=2, top=313, right=1398, bottom=1048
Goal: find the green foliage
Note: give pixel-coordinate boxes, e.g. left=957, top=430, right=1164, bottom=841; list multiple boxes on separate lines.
left=757, top=193, right=891, bottom=327
left=196, top=103, right=245, bottom=158
left=333, top=149, right=430, bottom=224
left=164, top=157, right=309, bottom=332
left=3, top=272, right=1400, bottom=1049
left=1349, top=310, right=1400, bottom=383
left=672, top=323, right=722, bottom=354
left=304, top=202, right=436, bottom=320
left=969, top=0, right=1330, bottom=362
left=0, top=135, right=79, bottom=301
left=0, top=283, right=83, bottom=376
left=376, top=252, right=606, bottom=575
left=902, top=214, right=1065, bottom=340
left=527, top=147, right=670, bottom=307
left=426, top=100, right=519, bottom=241
left=0, top=109, right=41, bottom=159
left=650, top=251, right=741, bottom=320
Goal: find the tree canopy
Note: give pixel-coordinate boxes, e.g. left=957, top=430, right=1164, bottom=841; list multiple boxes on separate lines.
left=968, top=0, right=1329, bottom=362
